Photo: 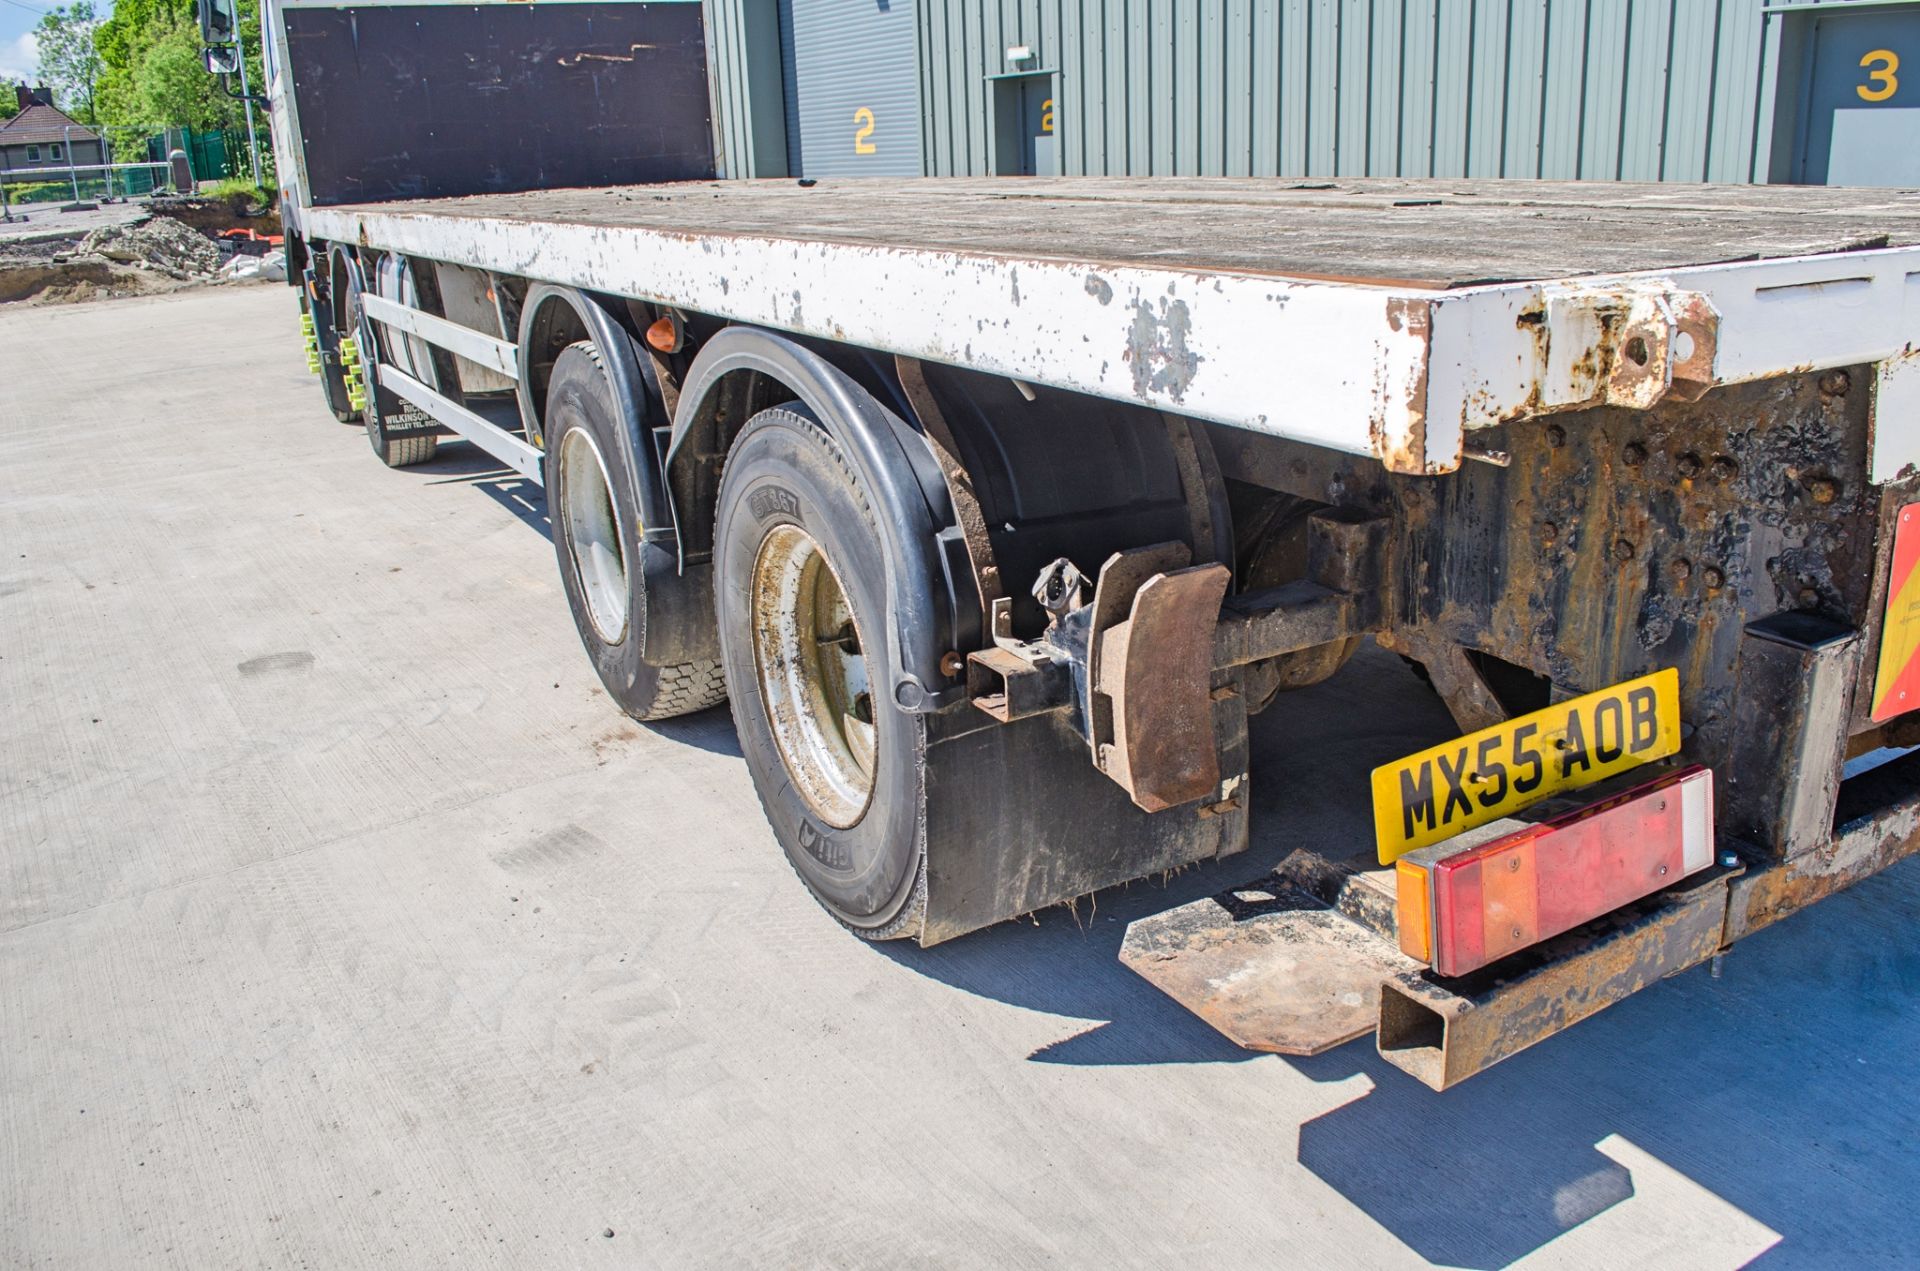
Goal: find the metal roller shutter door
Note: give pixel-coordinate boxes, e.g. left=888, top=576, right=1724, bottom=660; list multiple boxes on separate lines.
left=779, top=0, right=922, bottom=177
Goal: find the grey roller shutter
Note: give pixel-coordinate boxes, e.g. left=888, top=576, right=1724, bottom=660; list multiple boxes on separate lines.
left=779, top=0, right=922, bottom=177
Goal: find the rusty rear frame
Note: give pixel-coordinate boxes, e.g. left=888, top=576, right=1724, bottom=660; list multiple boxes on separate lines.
left=958, top=336, right=1920, bottom=1087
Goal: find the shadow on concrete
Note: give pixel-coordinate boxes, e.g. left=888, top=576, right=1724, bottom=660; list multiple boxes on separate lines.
left=417, top=446, right=551, bottom=540
left=879, top=645, right=1457, bottom=1067
left=647, top=702, right=743, bottom=758
left=1284, top=854, right=1920, bottom=1268
left=875, top=643, right=1920, bottom=1266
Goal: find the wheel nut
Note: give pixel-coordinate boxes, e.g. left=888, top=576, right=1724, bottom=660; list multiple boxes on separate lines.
left=1545, top=424, right=1567, bottom=449
left=1677, top=453, right=1704, bottom=479
left=1819, top=370, right=1851, bottom=397
left=1710, top=456, right=1738, bottom=481
left=1703, top=565, right=1726, bottom=590
left=1622, top=442, right=1647, bottom=467
left=1613, top=538, right=1635, bottom=562
left=1669, top=558, right=1692, bottom=582
left=1808, top=477, right=1840, bottom=505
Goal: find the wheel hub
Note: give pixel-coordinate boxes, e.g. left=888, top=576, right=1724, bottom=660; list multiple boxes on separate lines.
left=749, top=522, right=876, bottom=830
left=558, top=427, right=629, bottom=643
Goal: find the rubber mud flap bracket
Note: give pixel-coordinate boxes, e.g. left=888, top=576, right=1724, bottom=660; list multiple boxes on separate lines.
left=1091, top=557, right=1232, bottom=811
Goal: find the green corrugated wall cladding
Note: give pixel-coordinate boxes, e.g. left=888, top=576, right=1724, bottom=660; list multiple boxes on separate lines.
left=705, top=0, right=1857, bottom=181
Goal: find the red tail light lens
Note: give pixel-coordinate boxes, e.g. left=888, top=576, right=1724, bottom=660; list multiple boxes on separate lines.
left=1396, top=765, right=1714, bottom=976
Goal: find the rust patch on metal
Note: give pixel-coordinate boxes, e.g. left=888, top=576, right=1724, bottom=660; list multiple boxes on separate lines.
left=1095, top=562, right=1232, bottom=811
left=1377, top=297, right=1432, bottom=475
left=1120, top=884, right=1421, bottom=1056
left=1727, top=754, right=1920, bottom=939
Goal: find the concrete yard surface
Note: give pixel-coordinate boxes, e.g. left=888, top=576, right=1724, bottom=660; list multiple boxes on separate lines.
left=3, top=285, right=1919, bottom=1269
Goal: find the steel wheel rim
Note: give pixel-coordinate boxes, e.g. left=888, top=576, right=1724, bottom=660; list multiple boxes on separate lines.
left=558, top=427, right=629, bottom=644
left=750, top=522, right=876, bottom=830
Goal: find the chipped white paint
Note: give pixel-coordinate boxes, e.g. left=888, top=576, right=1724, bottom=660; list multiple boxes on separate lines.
left=1428, top=249, right=1920, bottom=442
left=1874, top=346, right=1920, bottom=484
left=305, top=203, right=1920, bottom=476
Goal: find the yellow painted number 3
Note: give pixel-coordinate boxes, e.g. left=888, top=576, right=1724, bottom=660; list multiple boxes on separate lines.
left=853, top=106, right=877, bottom=154
left=1859, top=49, right=1899, bottom=103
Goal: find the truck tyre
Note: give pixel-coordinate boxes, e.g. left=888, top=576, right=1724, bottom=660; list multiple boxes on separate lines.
left=347, top=275, right=439, bottom=468
left=545, top=341, right=727, bottom=720
left=305, top=268, right=360, bottom=424
left=715, top=404, right=927, bottom=940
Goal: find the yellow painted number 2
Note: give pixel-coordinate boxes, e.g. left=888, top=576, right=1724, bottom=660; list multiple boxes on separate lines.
left=1041, top=98, right=1055, bottom=133
left=853, top=106, right=877, bottom=154
left=1859, top=49, right=1899, bottom=103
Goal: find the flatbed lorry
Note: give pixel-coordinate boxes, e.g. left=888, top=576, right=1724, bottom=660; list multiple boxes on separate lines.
left=204, top=0, right=1920, bottom=1087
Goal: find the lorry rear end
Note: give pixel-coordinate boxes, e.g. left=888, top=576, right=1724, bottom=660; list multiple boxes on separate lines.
left=1126, top=326, right=1920, bottom=1087
left=221, top=0, right=1920, bottom=1088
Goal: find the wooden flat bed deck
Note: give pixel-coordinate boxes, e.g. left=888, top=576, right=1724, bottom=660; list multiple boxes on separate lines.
left=326, top=177, right=1920, bottom=289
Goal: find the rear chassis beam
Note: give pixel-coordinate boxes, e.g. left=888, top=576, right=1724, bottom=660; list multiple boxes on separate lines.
left=1122, top=751, right=1920, bottom=1090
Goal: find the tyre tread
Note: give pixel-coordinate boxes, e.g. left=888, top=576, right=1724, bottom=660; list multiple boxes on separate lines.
left=380, top=434, right=440, bottom=467
left=636, top=657, right=728, bottom=719
left=719, top=404, right=926, bottom=943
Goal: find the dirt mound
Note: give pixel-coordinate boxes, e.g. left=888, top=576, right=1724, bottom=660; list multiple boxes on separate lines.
left=0, top=216, right=225, bottom=305
left=76, top=217, right=225, bottom=277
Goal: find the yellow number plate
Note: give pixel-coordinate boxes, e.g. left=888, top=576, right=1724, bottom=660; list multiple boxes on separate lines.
left=1371, top=668, right=1681, bottom=863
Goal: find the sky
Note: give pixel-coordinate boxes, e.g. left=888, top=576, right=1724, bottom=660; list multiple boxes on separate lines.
left=1, top=0, right=45, bottom=88
left=1, top=0, right=108, bottom=90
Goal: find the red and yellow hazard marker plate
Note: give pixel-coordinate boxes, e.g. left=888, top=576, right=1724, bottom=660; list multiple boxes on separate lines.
left=1871, top=503, right=1920, bottom=722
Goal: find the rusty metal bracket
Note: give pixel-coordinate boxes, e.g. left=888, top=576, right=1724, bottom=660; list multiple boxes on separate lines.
left=965, top=643, right=1074, bottom=723
left=1722, top=611, right=1860, bottom=862
left=1534, top=283, right=1721, bottom=415
left=1213, top=512, right=1390, bottom=670
left=1086, top=549, right=1233, bottom=812
left=968, top=515, right=1383, bottom=810
left=1085, top=542, right=1194, bottom=744
left=896, top=355, right=1006, bottom=619
left=1377, top=627, right=1510, bottom=734
left=1376, top=868, right=1729, bottom=1090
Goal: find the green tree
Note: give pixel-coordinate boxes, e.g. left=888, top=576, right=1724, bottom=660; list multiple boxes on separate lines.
left=92, top=0, right=268, bottom=186
left=35, top=2, right=105, bottom=125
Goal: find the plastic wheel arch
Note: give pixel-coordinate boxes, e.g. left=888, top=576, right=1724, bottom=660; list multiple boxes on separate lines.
left=521, top=286, right=720, bottom=670
left=666, top=326, right=960, bottom=714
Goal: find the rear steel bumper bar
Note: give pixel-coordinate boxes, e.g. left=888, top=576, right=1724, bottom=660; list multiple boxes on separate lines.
left=1122, top=748, right=1920, bottom=1090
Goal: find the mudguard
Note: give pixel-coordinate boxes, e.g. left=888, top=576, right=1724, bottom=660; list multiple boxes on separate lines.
left=666, top=326, right=958, bottom=711
left=520, top=284, right=718, bottom=667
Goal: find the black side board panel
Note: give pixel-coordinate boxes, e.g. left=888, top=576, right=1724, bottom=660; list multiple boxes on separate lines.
left=285, top=2, right=715, bottom=206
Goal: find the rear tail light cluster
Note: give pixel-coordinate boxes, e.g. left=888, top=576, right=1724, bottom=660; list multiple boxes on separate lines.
left=1396, top=765, right=1714, bottom=977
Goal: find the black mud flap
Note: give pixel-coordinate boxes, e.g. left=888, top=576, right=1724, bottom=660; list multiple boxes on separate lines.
left=918, top=674, right=1249, bottom=945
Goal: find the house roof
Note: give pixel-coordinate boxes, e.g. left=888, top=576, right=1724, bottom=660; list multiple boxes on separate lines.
left=0, top=103, right=100, bottom=147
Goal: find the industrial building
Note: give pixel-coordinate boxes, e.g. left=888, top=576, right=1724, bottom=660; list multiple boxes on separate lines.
left=705, top=0, right=1919, bottom=186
